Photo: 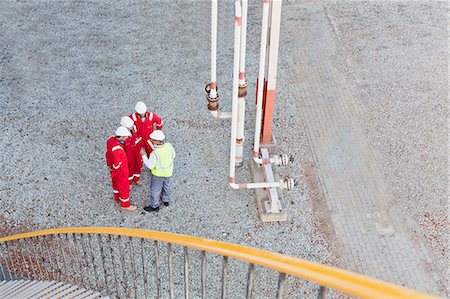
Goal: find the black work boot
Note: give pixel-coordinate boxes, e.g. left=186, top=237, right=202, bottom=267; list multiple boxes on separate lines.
left=163, top=202, right=170, bottom=207
left=144, top=206, right=159, bottom=212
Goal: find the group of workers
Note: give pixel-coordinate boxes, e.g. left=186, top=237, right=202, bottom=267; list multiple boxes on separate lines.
left=105, top=102, right=175, bottom=212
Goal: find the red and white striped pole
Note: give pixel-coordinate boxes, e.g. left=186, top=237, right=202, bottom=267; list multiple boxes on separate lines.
left=261, top=0, right=282, bottom=145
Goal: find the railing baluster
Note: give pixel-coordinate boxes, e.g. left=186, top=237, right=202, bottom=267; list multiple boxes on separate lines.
left=4, top=242, right=17, bottom=279
left=108, top=235, right=120, bottom=299
left=141, top=239, right=149, bottom=299
left=29, top=237, right=43, bottom=281
left=317, top=285, right=327, bottom=299
left=24, top=238, right=37, bottom=279
left=60, top=234, right=77, bottom=284
left=221, top=256, right=228, bottom=299
left=70, top=233, right=85, bottom=286
left=154, top=240, right=161, bottom=299
left=76, top=233, right=91, bottom=287
left=246, top=263, right=255, bottom=299
left=80, top=233, right=95, bottom=289
left=42, top=236, right=56, bottom=280
left=167, top=243, right=174, bottom=299
left=201, top=250, right=206, bottom=299
left=57, top=234, right=70, bottom=283
left=87, top=234, right=100, bottom=290
left=97, top=234, right=109, bottom=294
left=183, top=246, right=189, bottom=299
left=118, top=235, right=130, bottom=298
left=49, top=235, right=62, bottom=280
left=18, top=239, right=32, bottom=279
left=128, top=237, right=138, bottom=299
left=0, top=245, right=10, bottom=280
left=12, top=240, right=24, bottom=278
left=16, top=239, right=29, bottom=279
left=36, top=236, right=50, bottom=281
left=276, top=272, right=287, bottom=299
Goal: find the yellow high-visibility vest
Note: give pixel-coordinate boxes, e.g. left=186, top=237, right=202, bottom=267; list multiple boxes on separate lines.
left=151, top=143, right=174, bottom=177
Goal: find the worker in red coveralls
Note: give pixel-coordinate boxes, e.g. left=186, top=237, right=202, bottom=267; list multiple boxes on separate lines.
left=105, top=126, right=137, bottom=211
left=130, top=101, right=163, bottom=155
left=120, top=116, right=143, bottom=186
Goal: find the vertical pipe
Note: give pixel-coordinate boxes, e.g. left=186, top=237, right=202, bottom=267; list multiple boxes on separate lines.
left=108, top=235, right=120, bottom=299
left=183, top=246, right=189, bottom=299
left=276, top=272, right=287, bottom=299
left=128, top=237, right=138, bottom=299
left=201, top=250, right=206, bottom=299
left=253, top=0, right=270, bottom=159
left=236, top=0, right=249, bottom=167
left=229, top=0, right=242, bottom=183
left=261, top=0, right=282, bottom=144
left=245, top=263, right=255, bottom=299
left=154, top=240, right=161, bottom=299
left=221, top=256, right=229, bottom=299
left=167, top=243, right=174, bottom=299
left=210, top=0, right=218, bottom=99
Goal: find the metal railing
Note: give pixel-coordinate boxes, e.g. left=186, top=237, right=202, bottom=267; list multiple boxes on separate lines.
left=0, top=227, right=436, bottom=298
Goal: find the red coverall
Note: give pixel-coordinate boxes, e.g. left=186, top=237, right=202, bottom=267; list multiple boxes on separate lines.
left=106, top=137, right=130, bottom=207
left=130, top=111, right=163, bottom=155
left=124, top=130, right=143, bottom=185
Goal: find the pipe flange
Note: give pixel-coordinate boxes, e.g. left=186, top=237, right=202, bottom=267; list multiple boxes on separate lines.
left=207, top=93, right=220, bottom=111
left=282, top=177, right=295, bottom=190
left=238, top=84, right=248, bottom=98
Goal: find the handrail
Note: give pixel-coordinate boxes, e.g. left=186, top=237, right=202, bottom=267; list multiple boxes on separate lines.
left=0, top=227, right=436, bottom=299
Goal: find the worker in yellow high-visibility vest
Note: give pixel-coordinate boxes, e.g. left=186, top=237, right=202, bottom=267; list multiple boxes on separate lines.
left=140, top=130, right=176, bottom=212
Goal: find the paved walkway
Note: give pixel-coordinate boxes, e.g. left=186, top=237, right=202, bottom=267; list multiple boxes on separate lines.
left=281, top=1, right=438, bottom=294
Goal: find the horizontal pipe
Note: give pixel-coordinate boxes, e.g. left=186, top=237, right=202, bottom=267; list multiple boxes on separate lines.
left=210, top=111, right=232, bottom=119
left=229, top=178, right=283, bottom=189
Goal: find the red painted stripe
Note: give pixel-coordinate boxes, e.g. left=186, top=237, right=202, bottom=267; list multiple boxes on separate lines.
left=235, top=16, right=241, bottom=26
left=263, top=0, right=269, bottom=3
left=253, top=151, right=258, bottom=158
left=230, top=177, right=235, bottom=183
left=210, top=82, right=217, bottom=89
left=239, top=72, right=245, bottom=80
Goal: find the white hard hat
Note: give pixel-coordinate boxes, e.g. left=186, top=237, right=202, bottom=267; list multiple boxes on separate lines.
left=115, top=126, right=131, bottom=137
left=135, top=102, right=147, bottom=114
left=150, top=130, right=165, bottom=141
left=120, top=116, right=134, bottom=129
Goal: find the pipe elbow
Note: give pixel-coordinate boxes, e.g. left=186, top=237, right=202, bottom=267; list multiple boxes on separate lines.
left=229, top=182, right=239, bottom=189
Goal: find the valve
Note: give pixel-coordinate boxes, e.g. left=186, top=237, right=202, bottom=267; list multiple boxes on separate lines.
left=273, top=154, right=293, bottom=166
left=205, top=83, right=220, bottom=111
left=238, top=81, right=248, bottom=98
left=281, top=177, right=296, bottom=190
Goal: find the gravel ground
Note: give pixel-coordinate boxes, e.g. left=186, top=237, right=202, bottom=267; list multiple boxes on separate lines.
left=0, top=0, right=447, bottom=298
left=0, top=0, right=332, bottom=298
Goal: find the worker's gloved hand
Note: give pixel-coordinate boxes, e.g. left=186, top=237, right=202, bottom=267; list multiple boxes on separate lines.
left=140, top=148, right=146, bottom=156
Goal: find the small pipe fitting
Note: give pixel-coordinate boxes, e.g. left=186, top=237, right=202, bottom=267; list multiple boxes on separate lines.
left=205, top=83, right=220, bottom=111
left=238, top=81, right=248, bottom=98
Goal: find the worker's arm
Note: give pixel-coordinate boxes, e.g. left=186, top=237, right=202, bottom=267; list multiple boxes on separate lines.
left=141, top=149, right=158, bottom=169
left=153, top=113, right=163, bottom=130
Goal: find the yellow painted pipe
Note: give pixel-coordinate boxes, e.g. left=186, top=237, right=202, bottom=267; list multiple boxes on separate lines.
left=0, top=227, right=438, bottom=299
